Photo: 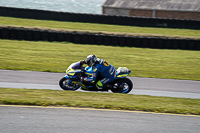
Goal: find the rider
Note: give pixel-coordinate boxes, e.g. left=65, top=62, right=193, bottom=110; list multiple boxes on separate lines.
left=80, top=54, right=116, bottom=89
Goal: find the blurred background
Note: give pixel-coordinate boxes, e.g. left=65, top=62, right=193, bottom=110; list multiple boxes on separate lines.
left=0, top=0, right=105, bottom=14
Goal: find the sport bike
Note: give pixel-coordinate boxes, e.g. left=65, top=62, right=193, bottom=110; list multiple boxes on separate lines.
left=59, top=62, right=133, bottom=94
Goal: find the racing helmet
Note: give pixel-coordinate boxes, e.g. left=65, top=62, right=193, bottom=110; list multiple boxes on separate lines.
left=86, top=54, right=97, bottom=67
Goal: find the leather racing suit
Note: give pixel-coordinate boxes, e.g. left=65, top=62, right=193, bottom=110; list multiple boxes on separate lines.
left=83, top=59, right=116, bottom=89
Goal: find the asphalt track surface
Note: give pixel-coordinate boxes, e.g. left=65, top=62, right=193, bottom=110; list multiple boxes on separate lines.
left=1, top=70, right=200, bottom=133
left=0, top=70, right=200, bottom=99
left=0, top=105, right=200, bottom=133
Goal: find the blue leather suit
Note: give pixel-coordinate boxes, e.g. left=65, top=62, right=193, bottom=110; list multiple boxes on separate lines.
left=85, top=59, right=116, bottom=87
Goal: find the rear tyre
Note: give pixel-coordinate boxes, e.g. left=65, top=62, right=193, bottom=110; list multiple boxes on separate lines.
left=110, top=78, right=133, bottom=94
left=59, top=77, right=79, bottom=90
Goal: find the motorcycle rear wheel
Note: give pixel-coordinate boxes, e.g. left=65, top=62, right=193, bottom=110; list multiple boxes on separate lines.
left=59, top=77, right=79, bottom=90
left=110, top=78, right=133, bottom=94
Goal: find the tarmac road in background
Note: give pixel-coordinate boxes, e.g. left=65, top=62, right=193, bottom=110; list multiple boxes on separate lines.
left=0, top=105, right=199, bottom=133
left=0, top=70, right=200, bottom=99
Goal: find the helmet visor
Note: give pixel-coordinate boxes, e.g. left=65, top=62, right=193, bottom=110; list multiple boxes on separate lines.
left=86, top=54, right=96, bottom=67
left=86, top=59, right=92, bottom=67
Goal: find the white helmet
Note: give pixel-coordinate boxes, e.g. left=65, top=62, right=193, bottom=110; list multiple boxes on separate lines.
left=86, top=54, right=97, bottom=67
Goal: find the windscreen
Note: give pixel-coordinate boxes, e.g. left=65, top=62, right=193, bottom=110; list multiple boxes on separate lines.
left=71, top=62, right=81, bottom=69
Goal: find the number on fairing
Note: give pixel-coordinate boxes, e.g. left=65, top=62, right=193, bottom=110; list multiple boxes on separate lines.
left=103, top=60, right=109, bottom=66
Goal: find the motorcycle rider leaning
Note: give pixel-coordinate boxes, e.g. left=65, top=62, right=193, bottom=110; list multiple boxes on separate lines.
left=80, top=54, right=116, bottom=89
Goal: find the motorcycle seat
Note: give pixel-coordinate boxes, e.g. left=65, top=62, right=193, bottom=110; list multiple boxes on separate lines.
left=116, top=67, right=131, bottom=75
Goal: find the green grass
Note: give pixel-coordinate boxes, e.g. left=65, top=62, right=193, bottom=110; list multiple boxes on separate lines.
left=1, top=16, right=200, bottom=39
left=0, top=88, right=200, bottom=115
left=1, top=16, right=199, bottom=115
left=0, top=39, right=200, bottom=80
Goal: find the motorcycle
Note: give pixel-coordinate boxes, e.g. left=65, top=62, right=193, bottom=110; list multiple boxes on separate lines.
left=59, top=62, right=133, bottom=94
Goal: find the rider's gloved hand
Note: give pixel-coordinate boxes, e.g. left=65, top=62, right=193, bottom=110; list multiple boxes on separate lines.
left=80, top=60, right=86, bottom=72
left=80, top=60, right=86, bottom=65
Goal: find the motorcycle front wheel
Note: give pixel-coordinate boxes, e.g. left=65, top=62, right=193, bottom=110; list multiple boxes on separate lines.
left=110, top=78, right=133, bottom=94
left=59, top=77, right=79, bottom=90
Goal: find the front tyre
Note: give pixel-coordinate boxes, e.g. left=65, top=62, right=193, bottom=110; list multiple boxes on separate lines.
left=59, top=77, right=79, bottom=90
left=110, top=78, right=133, bottom=94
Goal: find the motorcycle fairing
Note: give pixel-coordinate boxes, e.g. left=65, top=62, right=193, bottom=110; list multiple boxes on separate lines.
left=64, top=63, right=96, bottom=90
left=65, top=62, right=82, bottom=79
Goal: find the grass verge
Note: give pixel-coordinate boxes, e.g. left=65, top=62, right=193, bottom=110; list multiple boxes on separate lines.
left=1, top=39, right=200, bottom=80
left=1, top=16, right=200, bottom=39
left=0, top=88, right=200, bottom=115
